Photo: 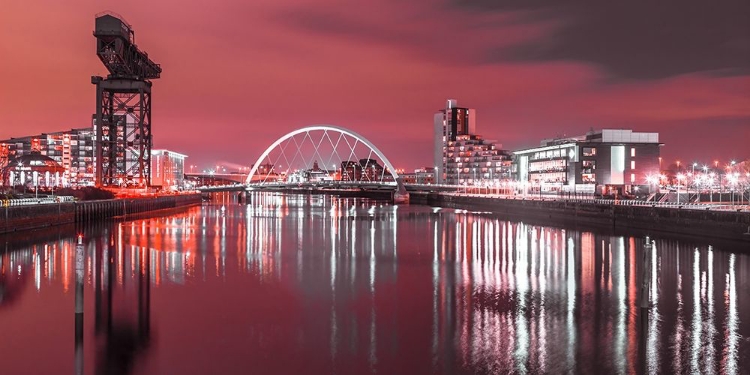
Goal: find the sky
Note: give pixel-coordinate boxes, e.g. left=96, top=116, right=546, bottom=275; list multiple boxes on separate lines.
left=1, top=0, right=748, bottom=171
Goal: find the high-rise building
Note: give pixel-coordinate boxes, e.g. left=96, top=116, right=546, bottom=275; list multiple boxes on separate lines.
left=433, top=99, right=511, bottom=185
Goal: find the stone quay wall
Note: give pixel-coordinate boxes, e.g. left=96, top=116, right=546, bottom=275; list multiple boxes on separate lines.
left=1, top=194, right=202, bottom=234
left=411, top=192, right=750, bottom=242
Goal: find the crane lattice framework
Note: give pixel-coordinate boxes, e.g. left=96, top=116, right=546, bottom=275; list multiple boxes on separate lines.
left=246, top=125, right=409, bottom=201
left=92, top=12, right=161, bottom=187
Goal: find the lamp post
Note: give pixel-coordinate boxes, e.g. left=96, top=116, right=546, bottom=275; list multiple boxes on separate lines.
left=701, top=165, right=708, bottom=202
left=646, top=176, right=655, bottom=197
left=489, top=168, right=493, bottom=195
left=692, top=163, right=697, bottom=200
left=709, top=172, right=717, bottom=202
left=33, top=171, right=39, bottom=200
left=676, top=173, right=685, bottom=204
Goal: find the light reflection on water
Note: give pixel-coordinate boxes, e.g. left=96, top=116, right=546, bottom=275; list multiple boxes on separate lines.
left=0, top=192, right=748, bottom=374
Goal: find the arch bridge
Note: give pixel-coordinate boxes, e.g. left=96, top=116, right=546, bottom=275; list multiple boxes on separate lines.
left=244, top=125, right=408, bottom=203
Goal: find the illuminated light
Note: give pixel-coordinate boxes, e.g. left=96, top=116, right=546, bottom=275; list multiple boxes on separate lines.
left=690, top=249, right=702, bottom=374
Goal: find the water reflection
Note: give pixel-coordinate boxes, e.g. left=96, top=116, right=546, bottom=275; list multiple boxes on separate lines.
left=0, top=191, right=748, bottom=374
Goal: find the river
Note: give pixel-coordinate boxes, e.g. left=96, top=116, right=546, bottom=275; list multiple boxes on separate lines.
left=0, top=192, right=748, bottom=374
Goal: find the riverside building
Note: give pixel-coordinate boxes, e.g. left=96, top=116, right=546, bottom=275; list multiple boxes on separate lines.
left=0, top=128, right=95, bottom=186
left=433, top=99, right=512, bottom=185
left=400, top=167, right=436, bottom=185
left=150, top=149, right=187, bottom=190
left=512, top=129, right=661, bottom=196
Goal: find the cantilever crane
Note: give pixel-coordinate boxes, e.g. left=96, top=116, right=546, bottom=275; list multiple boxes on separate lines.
left=92, top=12, right=162, bottom=187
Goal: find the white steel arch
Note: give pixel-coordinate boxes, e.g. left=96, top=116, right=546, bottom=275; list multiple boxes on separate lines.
left=245, top=125, right=401, bottom=185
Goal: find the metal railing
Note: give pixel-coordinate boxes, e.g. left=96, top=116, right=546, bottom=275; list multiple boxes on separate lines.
left=442, top=192, right=750, bottom=211
left=3, top=196, right=75, bottom=207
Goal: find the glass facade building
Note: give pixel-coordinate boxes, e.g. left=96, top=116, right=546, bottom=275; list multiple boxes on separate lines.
left=512, top=129, right=662, bottom=196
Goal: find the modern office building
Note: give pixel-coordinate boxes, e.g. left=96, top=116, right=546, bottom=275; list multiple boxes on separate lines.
left=0, top=128, right=95, bottom=186
left=150, top=149, right=187, bottom=190
left=512, top=129, right=662, bottom=196
left=433, top=99, right=512, bottom=185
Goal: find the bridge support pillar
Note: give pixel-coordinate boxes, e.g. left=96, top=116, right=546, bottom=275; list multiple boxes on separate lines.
left=394, top=177, right=410, bottom=204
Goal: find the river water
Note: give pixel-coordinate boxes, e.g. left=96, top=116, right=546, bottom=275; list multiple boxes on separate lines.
left=0, top=192, right=748, bottom=374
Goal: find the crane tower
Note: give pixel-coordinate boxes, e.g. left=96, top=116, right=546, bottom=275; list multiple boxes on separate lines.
left=92, top=12, right=161, bottom=187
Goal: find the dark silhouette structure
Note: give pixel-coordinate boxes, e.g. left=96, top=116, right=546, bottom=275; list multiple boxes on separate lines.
left=92, top=12, right=161, bottom=187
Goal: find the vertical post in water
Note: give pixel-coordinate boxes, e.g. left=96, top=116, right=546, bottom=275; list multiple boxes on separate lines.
left=75, top=234, right=84, bottom=375
left=637, top=236, right=653, bottom=374
left=639, top=236, right=652, bottom=308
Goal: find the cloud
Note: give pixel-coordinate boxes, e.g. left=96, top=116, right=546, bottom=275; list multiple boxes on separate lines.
left=276, top=0, right=750, bottom=80
left=452, top=0, right=750, bottom=79
left=275, top=0, right=556, bottom=68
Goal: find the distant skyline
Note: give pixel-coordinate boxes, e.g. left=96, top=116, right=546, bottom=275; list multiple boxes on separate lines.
left=1, top=0, right=748, bottom=170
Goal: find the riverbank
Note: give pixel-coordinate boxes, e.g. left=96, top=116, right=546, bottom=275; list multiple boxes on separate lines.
left=0, top=193, right=202, bottom=234
left=411, top=191, right=750, bottom=242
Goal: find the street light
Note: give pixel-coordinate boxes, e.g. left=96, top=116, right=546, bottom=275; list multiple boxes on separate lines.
left=692, top=163, right=697, bottom=199
left=728, top=173, right=739, bottom=205
left=32, top=171, right=39, bottom=200
left=646, top=175, right=657, bottom=196
left=676, top=173, right=685, bottom=203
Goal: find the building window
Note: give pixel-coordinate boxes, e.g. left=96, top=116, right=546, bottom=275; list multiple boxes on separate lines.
left=630, top=173, right=635, bottom=183
left=631, top=147, right=636, bottom=157
left=631, top=160, right=635, bottom=170
left=583, top=147, right=596, bottom=157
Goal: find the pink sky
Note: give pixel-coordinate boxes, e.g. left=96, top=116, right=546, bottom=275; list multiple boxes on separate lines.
left=1, top=0, right=748, bottom=170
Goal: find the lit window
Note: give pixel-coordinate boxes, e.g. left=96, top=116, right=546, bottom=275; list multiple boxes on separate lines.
left=631, top=160, right=635, bottom=170
left=631, top=148, right=636, bottom=157
left=630, top=173, right=635, bottom=183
